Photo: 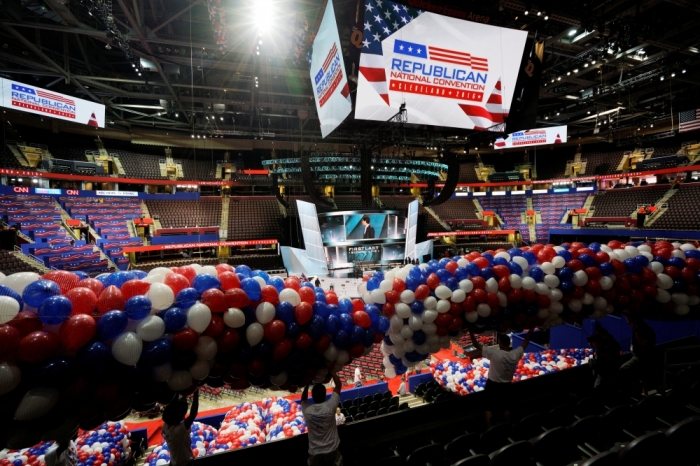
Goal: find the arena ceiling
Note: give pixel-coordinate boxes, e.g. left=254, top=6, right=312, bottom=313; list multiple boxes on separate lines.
left=1, top=0, right=700, bottom=150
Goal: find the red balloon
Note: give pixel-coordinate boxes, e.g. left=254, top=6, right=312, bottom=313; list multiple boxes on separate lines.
left=261, top=285, right=279, bottom=304
left=507, top=288, right=523, bottom=304
left=610, top=259, right=626, bottom=276
left=0, top=325, right=21, bottom=362
left=462, top=296, right=476, bottom=313
left=43, top=271, right=79, bottom=294
left=384, top=291, right=400, bottom=306
left=348, top=343, right=365, bottom=359
left=121, top=279, right=151, bottom=300
left=172, top=328, right=199, bottom=351
left=295, top=333, right=313, bottom=350
left=298, top=287, right=315, bottom=305
left=566, top=260, right=585, bottom=272
left=65, top=287, right=98, bottom=315
left=264, top=320, right=286, bottom=342
left=449, top=302, right=462, bottom=317
left=572, top=286, right=586, bottom=299
left=472, top=289, right=487, bottom=303
left=536, top=295, right=551, bottom=309
left=585, top=280, right=602, bottom=296
left=444, top=261, right=458, bottom=274
left=471, top=276, right=486, bottom=290
left=466, top=252, right=481, bottom=261
left=448, top=317, right=462, bottom=332
left=314, top=334, right=331, bottom=354
left=202, top=289, right=227, bottom=313
left=97, top=285, right=125, bottom=315
left=687, top=258, right=700, bottom=272
left=218, top=272, right=241, bottom=291
left=216, top=328, right=239, bottom=353
left=78, top=278, right=104, bottom=296
left=382, top=303, right=395, bottom=318
left=522, top=289, right=536, bottom=303
left=273, top=339, right=293, bottom=361
left=657, top=248, right=673, bottom=260
left=664, top=266, right=681, bottom=280
left=163, top=274, right=189, bottom=296
left=579, top=248, right=595, bottom=258
left=498, top=277, right=511, bottom=293
left=641, top=267, right=658, bottom=286
left=352, top=299, right=365, bottom=312
left=486, top=292, right=499, bottom=308
left=426, top=273, right=440, bottom=290
left=203, top=314, right=225, bottom=338
left=434, top=313, right=453, bottom=328
left=225, top=288, right=251, bottom=309
left=284, top=277, right=300, bottom=291
left=473, top=257, right=489, bottom=270
left=175, top=266, right=195, bottom=284
left=59, top=314, right=96, bottom=352
left=18, top=331, right=59, bottom=363
left=629, top=289, right=645, bottom=304
left=594, top=252, right=610, bottom=264
left=215, top=264, right=234, bottom=275
left=248, top=360, right=265, bottom=377
left=607, top=240, right=623, bottom=250
left=414, top=285, right=430, bottom=300
left=642, top=285, right=658, bottom=298
left=295, top=302, right=313, bottom=325
left=325, top=293, right=339, bottom=306
left=392, top=278, right=406, bottom=293
left=584, top=267, right=602, bottom=281
left=352, top=311, right=371, bottom=328
left=7, top=311, right=43, bottom=337
left=492, top=265, right=510, bottom=279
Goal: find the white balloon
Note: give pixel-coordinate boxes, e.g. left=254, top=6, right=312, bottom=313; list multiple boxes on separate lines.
left=362, top=291, right=373, bottom=304
left=395, top=303, right=412, bottom=319
left=638, top=244, right=652, bottom=253
left=147, top=267, right=172, bottom=277
left=649, top=261, right=664, bottom=274
left=14, top=387, right=58, bottom=420
left=152, top=362, right=173, bottom=383
left=408, top=315, right=423, bottom=331
left=549, top=302, right=564, bottom=314
left=223, top=308, right=246, bottom=328
left=681, top=243, right=696, bottom=251
left=246, top=323, right=264, bottom=346
left=624, top=246, right=639, bottom=257
left=600, top=245, right=613, bottom=253
left=357, top=282, right=367, bottom=295
left=400, top=290, right=415, bottom=304
left=614, top=249, right=629, bottom=261
left=190, top=264, right=203, bottom=272
left=537, top=309, right=550, bottom=320
left=136, top=315, right=165, bottom=341
left=568, top=299, right=583, bottom=313
left=535, top=283, right=550, bottom=295
left=435, top=285, right=452, bottom=300
left=422, top=322, right=437, bottom=334
left=541, top=262, right=556, bottom=275
left=543, top=274, right=560, bottom=289
left=143, top=274, right=165, bottom=285
left=389, top=314, right=403, bottom=331
left=476, top=303, right=491, bottom=317
left=255, top=302, right=276, bottom=324
left=675, top=304, right=690, bottom=316
left=195, top=336, right=218, bottom=360
left=422, top=309, right=438, bottom=323
left=436, top=299, right=450, bottom=314
left=379, top=280, right=393, bottom=293
left=582, top=293, right=595, bottom=305
left=513, top=256, right=529, bottom=271
left=672, top=249, right=687, bottom=260
left=457, top=258, right=468, bottom=268
left=671, top=293, right=689, bottom=305
left=0, top=362, right=21, bottom=395
left=112, top=332, right=142, bottom=366
left=509, top=274, right=522, bottom=289
left=400, top=325, right=414, bottom=339
left=551, top=256, right=566, bottom=269
left=655, top=289, right=671, bottom=304
left=0, top=296, right=20, bottom=325
left=459, top=279, right=474, bottom=293
left=465, top=311, right=478, bottom=322
left=384, top=367, right=397, bottom=378
left=498, top=291, right=507, bottom=308
left=656, top=273, right=673, bottom=290
left=550, top=288, right=563, bottom=302
left=146, top=283, right=174, bottom=311
left=335, top=350, right=350, bottom=365
left=689, top=295, right=700, bottom=306
left=187, top=302, right=212, bottom=332
left=522, top=277, right=537, bottom=290
left=271, top=371, right=288, bottom=386
left=370, top=289, right=387, bottom=304
left=599, top=276, right=613, bottom=291
left=485, top=278, right=498, bottom=294
left=572, top=270, right=589, bottom=287
left=200, top=266, right=219, bottom=277
left=495, top=252, right=511, bottom=261
left=639, top=251, right=654, bottom=261
left=593, top=297, right=607, bottom=311
left=403, top=340, right=415, bottom=353
left=167, top=370, right=193, bottom=391
left=279, top=289, right=301, bottom=306
left=323, top=344, right=338, bottom=362
left=389, top=333, right=404, bottom=346
left=2, top=272, right=40, bottom=295
left=189, top=360, right=210, bottom=380
left=421, top=296, right=436, bottom=310
left=451, top=289, right=466, bottom=303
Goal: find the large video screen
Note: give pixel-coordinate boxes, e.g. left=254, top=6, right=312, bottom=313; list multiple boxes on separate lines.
left=309, top=0, right=352, bottom=138
left=494, top=125, right=568, bottom=149
left=355, top=0, right=527, bottom=130
left=319, top=210, right=406, bottom=265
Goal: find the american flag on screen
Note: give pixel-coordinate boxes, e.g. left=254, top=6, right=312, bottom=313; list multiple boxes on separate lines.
left=679, top=109, right=700, bottom=133
left=360, top=0, right=505, bottom=130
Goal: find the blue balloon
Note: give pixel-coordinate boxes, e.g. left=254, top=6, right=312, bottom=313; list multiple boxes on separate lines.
left=239, top=278, right=261, bottom=301
left=140, top=339, right=172, bottom=367
left=38, top=295, right=71, bottom=325
left=685, top=250, right=700, bottom=259
left=72, top=271, right=89, bottom=281
left=624, top=258, right=641, bottom=274
left=635, top=255, right=650, bottom=267
left=313, top=302, right=330, bottom=318
left=412, top=330, right=426, bottom=345
left=446, top=277, right=459, bottom=291
left=480, top=267, right=494, bottom=281
left=376, top=316, right=390, bottom=333
left=77, top=341, right=111, bottom=373
left=34, top=357, right=75, bottom=385
left=384, top=335, right=394, bottom=347
left=598, top=262, right=613, bottom=276
left=508, top=248, right=522, bottom=257
left=124, top=295, right=152, bottom=320
left=438, top=258, right=451, bottom=269
left=374, top=272, right=385, bottom=282
left=559, top=281, right=575, bottom=294
left=193, top=274, right=222, bottom=294
left=367, top=276, right=381, bottom=291
left=252, top=270, right=270, bottom=284
left=389, top=354, right=401, bottom=365
left=522, top=251, right=537, bottom=265
left=410, top=301, right=424, bottom=314
left=493, top=257, right=509, bottom=267
left=364, top=304, right=380, bottom=317
left=131, top=270, right=148, bottom=280
left=276, top=302, right=295, bottom=324
left=668, top=257, right=686, bottom=269
left=22, top=279, right=61, bottom=308
left=436, top=269, right=452, bottom=282
left=163, top=307, right=187, bottom=331
left=427, top=259, right=439, bottom=269
left=95, top=274, right=110, bottom=285
left=338, top=298, right=353, bottom=314
left=314, top=286, right=325, bottom=295
left=529, top=267, right=544, bottom=282
left=269, top=276, right=285, bottom=293
left=104, top=271, right=133, bottom=289
left=482, top=253, right=494, bottom=265
left=588, top=243, right=601, bottom=253
left=235, top=265, right=253, bottom=278
left=466, top=263, right=481, bottom=277
left=350, top=325, right=364, bottom=344
left=175, top=288, right=200, bottom=308
left=339, top=313, right=354, bottom=332
left=332, top=329, right=350, bottom=349
left=299, top=282, right=314, bottom=290
left=314, top=292, right=327, bottom=304
left=324, top=314, right=340, bottom=334
left=286, top=321, right=301, bottom=338
left=97, top=310, right=128, bottom=340
left=0, top=285, right=23, bottom=311
left=557, top=249, right=573, bottom=262
left=558, top=267, right=574, bottom=281
left=362, top=328, right=375, bottom=347
left=508, top=261, right=523, bottom=276
left=409, top=267, right=423, bottom=280
left=405, top=275, right=420, bottom=291
left=454, top=267, right=468, bottom=281
left=308, top=315, right=325, bottom=339
left=578, top=254, right=597, bottom=267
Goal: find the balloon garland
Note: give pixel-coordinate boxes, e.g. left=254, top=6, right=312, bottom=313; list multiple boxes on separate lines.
left=0, top=240, right=699, bottom=447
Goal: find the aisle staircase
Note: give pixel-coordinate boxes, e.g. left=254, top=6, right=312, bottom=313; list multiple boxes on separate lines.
left=417, top=196, right=451, bottom=231
left=6, top=142, right=31, bottom=167
left=644, top=188, right=679, bottom=227
left=11, top=248, right=50, bottom=273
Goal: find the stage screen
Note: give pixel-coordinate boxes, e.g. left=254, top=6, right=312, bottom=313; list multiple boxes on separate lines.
left=319, top=210, right=406, bottom=265
left=355, top=0, right=527, bottom=130
left=309, top=0, right=352, bottom=138
left=494, top=125, right=568, bottom=149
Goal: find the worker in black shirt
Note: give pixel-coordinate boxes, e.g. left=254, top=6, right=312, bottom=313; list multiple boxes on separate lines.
left=620, top=314, right=656, bottom=396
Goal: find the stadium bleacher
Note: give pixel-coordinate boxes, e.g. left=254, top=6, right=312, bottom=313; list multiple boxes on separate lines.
left=650, top=184, right=700, bottom=230
left=146, top=198, right=222, bottom=229
left=589, top=187, right=668, bottom=218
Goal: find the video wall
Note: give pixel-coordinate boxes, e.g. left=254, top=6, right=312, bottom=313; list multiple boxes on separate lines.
left=319, top=210, right=407, bottom=265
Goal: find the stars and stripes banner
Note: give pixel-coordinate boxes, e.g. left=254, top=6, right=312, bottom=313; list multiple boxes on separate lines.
left=0, top=78, right=105, bottom=127
left=309, top=0, right=352, bottom=138
left=679, top=109, right=700, bottom=133
left=355, top=0, right=526, bottom=130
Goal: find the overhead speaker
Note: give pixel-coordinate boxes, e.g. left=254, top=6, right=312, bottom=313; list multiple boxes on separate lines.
left=423, top=151, right=460, bottom=207
left=271, top=173, right=289, bottom=209
left=360, top=146, right=372, bottom=208
left=301, top=149, right=333, bottom=206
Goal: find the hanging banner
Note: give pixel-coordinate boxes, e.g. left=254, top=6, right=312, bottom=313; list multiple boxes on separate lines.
left=0, top=78, right=105, bottom=128
left=494, top=125, right=568, bottom=149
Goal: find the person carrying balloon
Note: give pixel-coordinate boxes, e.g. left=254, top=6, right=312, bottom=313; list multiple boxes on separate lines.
left=301, top=369, right=343, bottom=466
left=467, top=327, right=533, bottom=427
left=162, top=389, right=199, bottom=466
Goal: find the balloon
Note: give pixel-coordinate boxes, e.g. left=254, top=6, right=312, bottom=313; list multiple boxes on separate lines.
left=22, top=280, right=61, bottom=308
left=246, top=323, right=264, bottom=346
left=112, top=332, right=142, bottom=366
left=187, top=303, right=212, bottom=333
left=2, top=272, right=40, bottom=295
left=176, top=288, right=200, bottom=308
left=0, top=295, right=20, bottom=325
left=241, top=278, right=262, bottom=301
left=59, top=314, right=96, bottom=352
left=38, top=296, right=71, bottom=325
left=201, top=289, right=227, bottom=313
left=218, top=272, right=241, bottom=291
left=263, top=320, right=286, bottom=343
left=192, top=274, right=221, bottom=294
left=97, top=286, right=125, bottom=315
left=136, top=315, right=166, bottom=341
left=163, top=307, right=188, bottom=331
left=223, top=307, right=246, bottom=328
left=14, top=387, right=59, bottom=420
left=168, top=370, right=193, bottom=392
left=64, top=287, right=98, bottom=316
left=255, top=302, right=276, bottom=324
left=148, top=283, right=175, bottom=311
left=173, top=328, right=199, bottom=351
left=140, top=338, right=172, bottom=367
left=124, top=295, right=152, bottom=320
left=0, top=362, right=20, bottom=395
left=194, top=336, right=218, bottom=360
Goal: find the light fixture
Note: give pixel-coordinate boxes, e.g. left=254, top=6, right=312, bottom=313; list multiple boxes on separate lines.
left=220, top=116, right=224, bottom=121
left=568, top=29, right=577, bottom=36
left=524, top=9, right=529, bottom=15
left=537, top=11, right=541, bottom=16
left=191, top=134, right=195, bottom=138
left=660, top=75, right=665, bottom=81
left=587, top=111, right=591, bottom=114
left=591, top=60, right=596, bottom=64
left=671, top=72, right=676, bottom=77
left=682, top=69, right=687, bottom=73
left=637, top=126, right=641, bottom=131
left=253, top=0, right=273, bottom=31
left=544, top=82, right=547, bottom=87
left=175, top=113, right=179, bottom=117
left=573, top=68, right=579, bottom=73
left=567, top=71, right=571, bottom=76
left=556, top=112, right=560, bottom=115
left=545, top=115, right=549, bottom=119
left=544, top=15, right=548, bottom=20
left=557, top=76, right=561, bottom=81
left=584, top=63, right=589, bottom=67
left=203, top=135, right=206, bottom=139
left=651, top=123, right=654, bottom=127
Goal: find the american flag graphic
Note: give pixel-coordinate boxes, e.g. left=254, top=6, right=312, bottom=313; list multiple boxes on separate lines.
left=360, top=0, right=504, bottom=130
left=12, top=84, right=75, bottom=105
left=679, top=109, right=700, bottom=133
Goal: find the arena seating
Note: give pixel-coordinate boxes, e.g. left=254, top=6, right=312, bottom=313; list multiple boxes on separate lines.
left=228, top=197, right=283, bottom=240
left=458, top=163, right=480, bottom=183
left=650, top=184, right=700, bottom=230
left=589, top=187, right=667, bottom=217
left=179, top=157, right=218, bottom=180
left=146, top=199, right=222, bottom=228
left=338, top=346, right=385, bottom=384
left=531, top=193, right=587, bottom=242
left=478, top=195, right=528, bottom=235
left=1, top=194, right=69, bottom=243
left=111, top=149, right=164, bottom=179
left=0, top=250, right=45, bottom=274
left=582, top=150, right=626, bottom=175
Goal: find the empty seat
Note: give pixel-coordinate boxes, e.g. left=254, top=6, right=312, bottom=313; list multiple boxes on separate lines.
left=617, top=431, right=666, bottom=466
left=452, top=454, right=489, bottom=466
left=664, top=416, right=700, bottom=465
left=479, top=424, right=511, bottom=454
left=581, top=451, right=619, bottom=466
left=444, top=433, right=479, bottom=463
left=488, top=441, right=532, bottom=466
left=406, top=444, right=443, bottom=466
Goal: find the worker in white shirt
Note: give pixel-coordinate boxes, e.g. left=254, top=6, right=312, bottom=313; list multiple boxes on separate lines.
left=353, top=366, right=362, bottom=387
left=468, top=327, right=533, bottom=427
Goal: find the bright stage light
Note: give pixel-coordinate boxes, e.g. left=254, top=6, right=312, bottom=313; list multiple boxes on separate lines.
left=253, top=0, right=274, bottom=31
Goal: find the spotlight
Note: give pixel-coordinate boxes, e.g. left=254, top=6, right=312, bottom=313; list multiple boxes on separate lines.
left=191, top=134, right=195, bottom=138
left=567, top=71, right=571, bottom=76
left=671, top=72, right=676, bottom=77
left=682, top=69, right=686, bottom=73
left=637, top=126, right=641, bottom=131
left=557, top=76, right=561, bottom=81
left=524, top=10, right=529, bottom=15
left=537, top=11, right=541, bottom=16
left=651, top=123, right=654, bottom=127
left=253, top=0, right=274, bottom=31
left=220, top=117, right=224, bottom=121
left=175, top=113, right=179, bottom=117
left=587, top=111, right=591, bottom=114
left=544, top=15, right=548, bottom=20
left=551, top=78, right=555, bottom=83
left=573, top=68, right=579, bottom=73
left=545, top=115, right=549, bottom=119
left=584, top=63, right=589, bottom=67
left=591, top=60, right=596, bottom=64
left=556, top=111, right=560, bottom=115
left=660, top=76, right=664, bottom=81
left=568, top=29, right=577, bottom=36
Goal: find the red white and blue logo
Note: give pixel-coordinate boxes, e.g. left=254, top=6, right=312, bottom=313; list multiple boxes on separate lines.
left=10, top=84, right=76, bottom=119
left=314, top=43, right=349, bottom=108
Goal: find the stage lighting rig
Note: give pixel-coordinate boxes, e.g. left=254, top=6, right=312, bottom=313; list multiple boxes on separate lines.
left=78, top=0, right=138, bottom=69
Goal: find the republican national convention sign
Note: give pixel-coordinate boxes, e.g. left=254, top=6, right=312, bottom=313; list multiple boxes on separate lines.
left=0, top=78, right=105, bottom=128
left=494, top=125, right=568, bottom=149
left=355, top=0, right=527, bottom=130
left=310, top=0, right=352, bottom=138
